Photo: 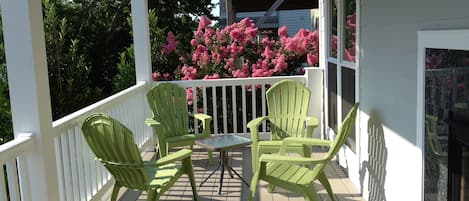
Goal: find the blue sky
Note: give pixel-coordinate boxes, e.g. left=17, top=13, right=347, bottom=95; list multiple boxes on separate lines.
left=211, top=0, right=220, bottom=17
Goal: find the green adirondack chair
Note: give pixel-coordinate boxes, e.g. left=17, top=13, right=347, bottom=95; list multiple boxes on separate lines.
left=248, top=80, right=319, bottom=170
left=82, top=113, right=198, bottom=201
left=146, top=83, right=212, bottom=160
left=247, top=79, right=332, bottom=196
left=425, top=115, right=447, bottom=157
left=249, top=103, right=359, bottom=201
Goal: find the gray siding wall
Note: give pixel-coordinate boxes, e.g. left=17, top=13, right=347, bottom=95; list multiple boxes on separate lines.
left=359, top=0, right=469, bottom=200
left=361, top=0, right=469, bottom=144
left=279, top=9, right=314, bottom=35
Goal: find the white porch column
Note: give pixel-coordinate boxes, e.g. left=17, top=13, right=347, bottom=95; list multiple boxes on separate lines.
left=131, top=0, right=152, bottom=83
left=0, top=0, right=59, bottom=200
left=305, top=67, right=324, bottom=139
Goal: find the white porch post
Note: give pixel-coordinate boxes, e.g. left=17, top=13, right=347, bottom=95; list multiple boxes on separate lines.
left=131, top=0, right=152, bottom=83
left=305, top=67, right=324, bottom=139
left=0, top=0, right=59, bottom=200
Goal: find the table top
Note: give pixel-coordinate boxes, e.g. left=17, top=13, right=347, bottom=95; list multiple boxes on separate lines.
left=196, top=134, right=251, bottom=151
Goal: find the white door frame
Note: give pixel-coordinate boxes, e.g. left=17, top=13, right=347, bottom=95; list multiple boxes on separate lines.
left=417, top=29, right=469, bottom=200
left=321, top=0, right=361, bottom=187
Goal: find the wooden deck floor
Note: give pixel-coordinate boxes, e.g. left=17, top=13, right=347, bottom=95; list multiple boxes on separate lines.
left=104, top=146, right=364, bottom=201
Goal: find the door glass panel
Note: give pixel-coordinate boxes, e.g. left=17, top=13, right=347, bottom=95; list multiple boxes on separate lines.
left=343, top=0, right=356, bottom=62
left=342, top=67, right=356, bottom=153
left=424, top=48, right=469, bottom=201
left=328, top=63, right=338, bottom=132
left=329, top=0, right=338, bottom=58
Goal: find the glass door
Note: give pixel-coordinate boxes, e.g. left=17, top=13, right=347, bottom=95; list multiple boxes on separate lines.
left=418, top=30, right=469, bottom=201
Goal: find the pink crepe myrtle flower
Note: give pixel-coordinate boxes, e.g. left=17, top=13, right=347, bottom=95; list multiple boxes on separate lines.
left=162, top=32, right=178, bottom=55
left=198, top=16, right=212, bottom=31
left=331, top=35, right=338, bottom=51
left=203, top=74, right=220, bottom=79
left=263, top=46, right=275, bottom=60
left=197, top=108, right=204, bottom=113
left=344, top=49, right=356, bottom=62
left=262, top=37, right=274, bottom=47
left=186, top=88, right=194, bottom=105
left=347, top=13, right=356, bottom=31
left=230, top=28, right=244, bottom=42
left=163, top=73, right=171, bottom=80
left=426, top=54, right=442, bottom=69
left=181, top=65, right=198, bottom=80
left=307, top=53, right=319, bottom=66
left=278, top=26, right=288, bottom=37
left=190, top=39, right=198, bottom=46
left=273, top=54, right=288, bottom=73
left=152, top=72, right=161, bottom=81
left=232, top=65, right=250, bottom=78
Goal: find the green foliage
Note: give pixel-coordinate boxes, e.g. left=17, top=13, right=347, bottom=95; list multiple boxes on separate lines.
left=114, top=45, right=135, bottom=91
left=113, top=0, right=215, bottom=84
left=0, top=0, right=214, bottom=144
left=0, top=11, right=13, bottom=145
left=44, top=0, right=106, bottom=119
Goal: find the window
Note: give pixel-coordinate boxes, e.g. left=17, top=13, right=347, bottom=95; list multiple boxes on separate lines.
left=326, top=0, right=358, bottom=153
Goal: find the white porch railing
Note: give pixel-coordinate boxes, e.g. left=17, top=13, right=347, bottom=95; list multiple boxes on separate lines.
left=0, top=68, right=324, bottom=201
left=157, top=76, right=306, bottom=137
left=0, top=133, right=34, bottom=201
left=51, top=81, right=150, bottom=201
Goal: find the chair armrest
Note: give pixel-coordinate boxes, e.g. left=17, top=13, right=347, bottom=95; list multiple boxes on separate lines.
left=259, top=154, right=327, bottom=165
left=192, top=113, right=212, bottom=121
left=145, top=149, right=192, bottom=167
left=247, top=116, right=269, bottom=143
left=247, top=116, right=269, bottom=129
left=191, top=113, right=212, bottom=137
left=305, top=116, right=319, bottom=138
left=279, top=137, right=332, bottom=155
left=145, top=118, right=161, bottom=127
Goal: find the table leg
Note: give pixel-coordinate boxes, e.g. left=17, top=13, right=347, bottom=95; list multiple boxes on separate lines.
left=200, top=158, right=222, bottom=187
left=223, top=152, right=234, bottom=178
left=229, top=166, right=250, bottom=186
left=218, top=151, right=225, bottom=194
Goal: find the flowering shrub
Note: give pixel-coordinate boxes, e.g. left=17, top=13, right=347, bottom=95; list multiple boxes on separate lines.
left=151, top=16, right=320, bottom=81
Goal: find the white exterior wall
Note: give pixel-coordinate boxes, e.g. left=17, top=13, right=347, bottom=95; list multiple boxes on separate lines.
left=279, top=9, right=314, bottom=35
left=358, top=0, right=469, bottom=200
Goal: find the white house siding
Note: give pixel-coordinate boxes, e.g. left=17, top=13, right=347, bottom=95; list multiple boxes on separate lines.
left=359, top=0, right=469, bottom=201
left=279, top=9, right=314, bottom=35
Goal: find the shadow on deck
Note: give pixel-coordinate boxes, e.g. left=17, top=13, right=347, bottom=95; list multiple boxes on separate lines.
left=104, top=146, right=365, bottom=201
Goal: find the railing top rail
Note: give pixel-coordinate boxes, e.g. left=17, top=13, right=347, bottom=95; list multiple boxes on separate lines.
left=0, top=133, right=33, bottom=164
left=52, top=81, right=147, bottom=135
left=152, top=75, right=306, bottom=87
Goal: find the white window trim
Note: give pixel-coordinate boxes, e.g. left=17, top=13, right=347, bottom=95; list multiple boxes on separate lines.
left=324, top=0, right=359, bottom=143
left=417, top=29, right=469, bottom=200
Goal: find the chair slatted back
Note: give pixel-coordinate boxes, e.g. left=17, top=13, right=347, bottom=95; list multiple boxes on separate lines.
left=326, top=103, right=359, bottom=160
left=82, top=114, right=149, bottom=189
left=310, top=103, right=359, bottom=176
left=266, top=80, right=311, bottom=139
left=147, top=83, right=190, bottom=138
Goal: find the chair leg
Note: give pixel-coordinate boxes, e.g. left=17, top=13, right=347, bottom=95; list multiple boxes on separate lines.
left=249, top=171, right=260, bottom=201
left=184, top=157, right=199, bottom=201
left=251, top=147, right=259, bottom=174
left=208, top=150, right=213, bottom=165
left=299, top=185, right=320, bottom=201
left=267, top=184, right=276, bottom=192
left=110, top=183, right=122, bottom=201
left=147, top=188, right=158, bottom=201
left=318, top=171, right=335, bottom=201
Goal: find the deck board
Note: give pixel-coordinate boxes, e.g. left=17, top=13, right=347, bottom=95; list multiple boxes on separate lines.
left=103, top=146, right=365, bottom=201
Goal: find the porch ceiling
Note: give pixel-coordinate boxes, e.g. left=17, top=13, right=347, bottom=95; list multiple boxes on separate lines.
left=233, top=0, right=318, bottom=12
